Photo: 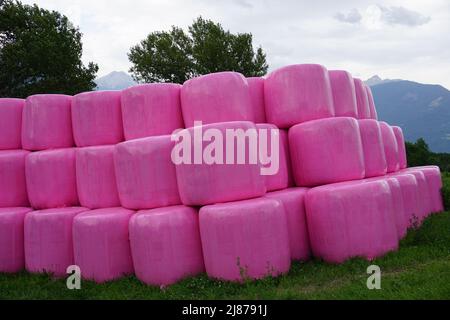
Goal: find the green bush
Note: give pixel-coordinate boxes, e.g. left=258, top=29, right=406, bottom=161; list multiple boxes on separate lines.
left=442, top=172, right=450, bottom=211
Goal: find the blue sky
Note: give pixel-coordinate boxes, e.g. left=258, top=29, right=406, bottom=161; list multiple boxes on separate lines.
left=23, top=0, right=450, bottom=88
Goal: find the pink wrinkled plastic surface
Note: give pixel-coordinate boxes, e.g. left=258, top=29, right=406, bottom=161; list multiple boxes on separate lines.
left=22, top=94, right=74, bottom=151
left=0, top=98, right=25, bottom=150
left=365, top=85, right=378, bottom=120
left=358, top=119, right=387, bottom=178
left=200, top=198, right=290, bottom=281
left=379, top=122, right=400, bottom=173
left=0, top=207, right=32, bottom=273
left=289, top=117, right=365, bottom=187
left=265, top=188, right=310, bottom=261
left=305, top=180, right=398, bottom=263
left=72, top=91, right=123, bottom=147
left=121, top=83, right=184, bottom=140
left=354, top=79, right=371, bottom=119
left=114, top=135, right=181, bottom=210
left=73, top=208, right=134, bottom=283
left=175, top=121, right=266, bottom=206
left=24, top=207, right=88, bottom=276
left=402, top=169, right=432, bottom=220
left=130, top=205, right=204, bottom=286
left=264, top=64, right=335, bottom=128
left=247, top=77, right=267, bottom=123
left=408, top=166, right=444, bottom=213
left=392, top=126, right=407, bottom=169
left=76, top=145, right=120, bottom=209
left=328, top=70, right=358, bottom=118
left=0, top=150, right=30, bottom=207
left=181, top=72, right=254, bottom=127
left=25, top=148, right=78, bottom=209
left=389, top=172, right=420, bottom=229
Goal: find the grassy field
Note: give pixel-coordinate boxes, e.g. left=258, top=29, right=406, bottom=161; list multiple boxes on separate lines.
left=1, top=178, right=449, bottom=300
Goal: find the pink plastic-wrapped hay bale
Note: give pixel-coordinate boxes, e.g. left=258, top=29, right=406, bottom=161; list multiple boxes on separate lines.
left=402, top=169, right=433, bottom=219
left=76, top=145, right=120, bottom=209
left=129, top=205, right=204, bottom=287
left=408, top=166, right=444, bottom=213
left=114, top=135, right=181, bottom=210
left=72, top=90, right=123, bottom=147
left=388, top=172, right=420, bottom=229
left=392, top=126, right=407, bottom=169
left=265, top=188, right=310, bottom=261
left=305, top=179, right=398, bottom=263
left=247, top=77, right=267, bottom=123
left=25, top=148, right=78, bottom=209
left=121, top=83, right=184, bottom=140
left=0, top=98, right=25, bottom=150
left=379, top=122, right=400, bottom=173
left=73, top=208, right=134, bottom=283
left=22, top=94, right=73, bottom=151
left=354, top=79, right=371, bottom=119
left=0, top=207, right=32, bottom=273
left=199, top=198, right=290, bottom=281
left=289, top=117, right=365, bottom=187
left=175, top=121, right=266, bottom=206
left=328, top=70, right=358, bottom=118
left=0, top=150, right=30, bottom=207
left=181, top=72, right=254, bottom=127
left=358, top=119, right=387, bottom=178
left=264, top=64, right=335, bottom=128
left=365, top=85, right=378, bottom=120
left=24, top=207, right=88, bottom=276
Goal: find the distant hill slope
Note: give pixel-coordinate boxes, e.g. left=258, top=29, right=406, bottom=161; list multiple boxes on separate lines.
left=370, top=80, right=450, bottom=153
left=95, top=71, right=136, bottom=90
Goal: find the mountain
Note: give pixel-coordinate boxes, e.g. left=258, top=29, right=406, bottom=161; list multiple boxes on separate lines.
left=368, top=78, right=450, bottom=153
left=95, top=71, right=136, bottom=91
left=364, top=75, right=401, bottom=87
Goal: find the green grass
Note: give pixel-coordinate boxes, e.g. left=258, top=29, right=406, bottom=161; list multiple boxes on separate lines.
left=1, top=176, right=449, bottom=300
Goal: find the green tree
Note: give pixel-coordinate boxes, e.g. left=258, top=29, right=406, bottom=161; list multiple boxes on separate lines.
left=0, top=0, right=98, bottom=98
left=128, top=16, right=268, bottom=84
left=406, top=138, right=432, bottom=167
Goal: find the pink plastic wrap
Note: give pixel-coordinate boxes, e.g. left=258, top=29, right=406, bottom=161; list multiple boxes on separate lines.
left=281, top=129, right=295, bottom=187
left=25, top=148, right=78, bottom=209
left=73, top=208, right=134, bottom=283
left=114, top=135, right=181, bottom=210
left=0, top=150, right=29, bottom=207
left=0, top=98, right=25, bottom=150
left=379, top=122, right=400, bottom=173
left=354, top=79, right=371, bottom=119
left=265, top=188, right=311, bottom=261
left=72, top=91, right=123, bottom=147
left=129, top=205, right=204, bottom=286
left=365, top=85, right=378, bottom=120
left=305, top=180, right=398, bottom=263
left=407, top=170, right=430, bottom=222
left=392, top=126, right=407, bottom=169
left=181, top=72, right=254, bottom=127
left=257, top=123, right=289, bottom=191
left=22, top=94, right=74, bottom=151
left=358, top=119, right=387, bottom=178
left=0, top=207, right=32, bottom=272
left=175, top=121, right=266, bottom=206
left=289, top=117, right=365, bottom=187
left=389, top=172, right=420, bottom=229
left=24, top=207, right=88, bottom=276
left=121, top=83, right=184, bottom=140
left=328, top=70, right=358, bottom=118
left=409, top=166, right=444, bottom=213
left=264, top=64, right=335, bottom=128
left=247, top=77, right=267, bottom=123
left=200, top=198, right=290, bottom=281
left=76, top=145, right=120, bottom=209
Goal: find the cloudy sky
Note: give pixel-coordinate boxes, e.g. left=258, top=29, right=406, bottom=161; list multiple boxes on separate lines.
left=21, top=0, right=450, bottom=88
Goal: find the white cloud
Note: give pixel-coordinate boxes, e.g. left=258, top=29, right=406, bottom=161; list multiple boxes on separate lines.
left=378, top=5, right=431, bottom=26
left=334, top=8, right=362, bottom=24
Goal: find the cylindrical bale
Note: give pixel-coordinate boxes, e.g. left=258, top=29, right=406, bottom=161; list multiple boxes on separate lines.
left=289, top=117, right=365, bottom=187
left=114, top=135, right=181, bottom=210
left=247, top=77, right=267, bottom=123
left=379, top=122, right=400, bottom=173
left=181, top=72, right=254, bottom=128
left=199, top=198, right=291, bottom=281
left=365, top=85, right=378, bottom=120
left=22, top=94, right=73, bottom=151
left=402, top=169, right=433, bottom=220
left=121, top=83, right=184, bottom=140
left=73, top=208, right=134, bottom=283
left=407, top=166, right=443, bottom=213
left=0, top=207, right=32, bottom=273
left=25, top=148, right=78, bottom=209
left=72, top=91, right=123, bottom=147
left=264, top=64, right=335, bottom=128
left=388, top=172, right=420, bottom=229
left=265, top=188, right=310, bottom=261
left=130, top=205, right=204, bottom=287
left=76, top=145, right=120, bottom=209
left=0, top=98, right=25, bottom=150
left=328, top=70, right=358, bottom=118
left=354, top=79, right=371, bottom=119
left=358, top=119, right=387, bottom=178
left=24, top=207, right=88, bottom=276
left=392, top=126, right=407, bottom=169
left=0, top=150, right=30, bottom=207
